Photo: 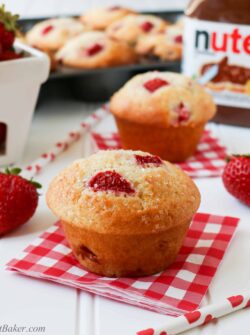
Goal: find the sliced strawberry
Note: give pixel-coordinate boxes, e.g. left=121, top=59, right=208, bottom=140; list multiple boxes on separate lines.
left=174, top=35, right=182, bottom=43
left=41, top=25, right=54, bottom=35
left=2, top=29, right=14, bottom=50
left=175, top=102, right=190, bottom=124
left=88, top=170, right=135, bottom=194
left=0, top=50, right=22, bottom=61
left=140, top=21, right=154, bottom=33
left=144, top=78, right=169, bottom=93
left=135, top=155, right=163, bottom=167
left=85, top=43, right=103, bottom=56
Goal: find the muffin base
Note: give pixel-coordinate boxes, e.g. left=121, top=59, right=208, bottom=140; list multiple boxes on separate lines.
left=115, top=116, right=205, bottom=163
left=61, top=220, right=190, bottom=277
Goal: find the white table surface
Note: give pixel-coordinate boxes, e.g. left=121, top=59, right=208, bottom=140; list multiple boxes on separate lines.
left=0, top=95, right=250, bottom=335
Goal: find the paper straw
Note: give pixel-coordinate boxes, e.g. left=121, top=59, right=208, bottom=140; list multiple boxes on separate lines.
left=137, top=292, right=250, bottom=335
left=21, top=105, right=109, bottom=179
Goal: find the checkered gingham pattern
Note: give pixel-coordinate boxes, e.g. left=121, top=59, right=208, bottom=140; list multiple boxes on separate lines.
left=7, top=213, right=239, bottom=316
left=91, top=130, right=227, bottom=178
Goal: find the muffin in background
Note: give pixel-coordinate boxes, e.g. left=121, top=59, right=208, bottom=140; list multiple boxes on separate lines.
left=136, top=24, right=183, bottom=61
left=107, top=14, right=167, bottom=46
left=26, top=17, right=86, bottom=69
left=110, top=71, right=216, bottom=162
left=55, top=31, right=137, bottom=69
left=46, top=149, right=200, bottom=277
left=80, top=6, right=135, bottom=30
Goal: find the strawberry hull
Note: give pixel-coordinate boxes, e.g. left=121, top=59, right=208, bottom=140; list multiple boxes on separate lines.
left=0, top=41, right=49, bottom=165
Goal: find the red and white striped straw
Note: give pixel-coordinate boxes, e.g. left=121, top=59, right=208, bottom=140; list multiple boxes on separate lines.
left=137, top=292, right=250, bottom=335
left=21, top=105, right=109, bottom=179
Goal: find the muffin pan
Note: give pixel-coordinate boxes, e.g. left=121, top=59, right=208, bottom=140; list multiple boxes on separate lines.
left=18, top=11, right=182, bottom=102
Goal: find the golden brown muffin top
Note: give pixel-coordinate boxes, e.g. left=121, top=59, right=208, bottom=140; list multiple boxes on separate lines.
left=47, top=150, right=200, bottom=235
left=55, top=31, right=136, bottom=69
left=26, top=17, right=86, bottom=51
left=136, top=24, right=183, bottom=61
left=110, top=71, right=216, bottom=127
left=80, top=6, right=136, bottom=30
left=107, top=14, right=167, bottom=45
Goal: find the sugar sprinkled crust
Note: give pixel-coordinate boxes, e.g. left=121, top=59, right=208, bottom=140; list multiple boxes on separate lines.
left=110, top=71, right=216, bottom=127
left=26, top=17, right=86, bottom=51
left=55, top=31, right=137, bottom=69
left=46, top=149, right=200, bottom=235
left=80, top=6, right=136, bottom=30
left=136, top=25, right=183, bottom=61
left=107, top=14, right=167, bottom=45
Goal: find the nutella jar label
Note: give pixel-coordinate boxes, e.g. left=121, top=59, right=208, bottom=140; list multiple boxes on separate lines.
left=183, top=17, right=250, bottom=109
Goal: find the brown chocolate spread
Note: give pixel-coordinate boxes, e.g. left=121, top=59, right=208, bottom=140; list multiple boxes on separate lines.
left=201, top=56, right=250, bottom=85
left=185, top=0, right=250, bottom=127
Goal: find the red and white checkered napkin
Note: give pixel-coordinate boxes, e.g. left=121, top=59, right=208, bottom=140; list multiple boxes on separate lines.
left=91, top=130, right=227, bottom=178
left=7, top=213, right=239, bottom=316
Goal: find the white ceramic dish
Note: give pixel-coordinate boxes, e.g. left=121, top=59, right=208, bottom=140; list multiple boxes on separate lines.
left=0, top=41, right=50, bottom=165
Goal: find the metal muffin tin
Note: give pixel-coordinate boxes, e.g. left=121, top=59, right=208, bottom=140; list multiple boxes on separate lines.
left=18, top=11, right=183, bottom=102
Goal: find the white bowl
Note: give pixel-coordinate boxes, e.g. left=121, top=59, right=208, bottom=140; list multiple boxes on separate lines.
left=0, top=41, right=50, bottom=165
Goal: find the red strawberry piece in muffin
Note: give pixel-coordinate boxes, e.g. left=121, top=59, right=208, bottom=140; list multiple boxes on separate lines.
left=144, top=78, right=169, bottom=92
left=140, top=21, right=154, bottom=32
left=88, top=170, right=135, bottom=194
left=135, top=154, right=163, bottom=167
left=175, top=102, right=190, bottom=124
left=85, top=43, right=104, bottom=56
left=174, top=35, right=182, bottom=43
left=41, top=24, right=54, bottom=35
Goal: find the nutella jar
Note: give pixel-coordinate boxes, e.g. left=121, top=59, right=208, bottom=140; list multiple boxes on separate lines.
left=183, top=0, right=250, bottom=127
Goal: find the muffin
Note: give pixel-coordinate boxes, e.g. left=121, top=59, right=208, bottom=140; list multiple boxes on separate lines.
left=110, top=71, right=216, bottom=162
left=106, top=14, right=167, bottom=46
left=80, top=6, right=135, bottom=30
left=46, top=149, right=200, bottom=277
left=136, top=24, right=183, bottom=61
left=55, top=31, right=137, bottom=69
left=26, top=17, right=85, bottom=50
left=26, top=17, right=86, bottom=69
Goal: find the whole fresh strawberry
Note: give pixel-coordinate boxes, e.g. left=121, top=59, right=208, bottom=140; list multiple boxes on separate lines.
left=0, top=5, right=19, bottom=56
left=0, top=167, right=41, bottom=236
left=0, top=49, right=22, bottom=61
left=222, top=155, right=250, bottom=206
